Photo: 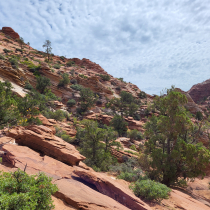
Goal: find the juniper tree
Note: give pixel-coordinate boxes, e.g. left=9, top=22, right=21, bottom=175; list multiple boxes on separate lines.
left=43, top=40, right=52, bottom=62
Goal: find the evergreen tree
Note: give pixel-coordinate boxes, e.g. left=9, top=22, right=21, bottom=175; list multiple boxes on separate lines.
left=144, top=88, right=210, bottom=186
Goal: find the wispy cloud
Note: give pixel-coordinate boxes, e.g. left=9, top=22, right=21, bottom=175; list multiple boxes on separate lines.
left=0, top=0, right=210, bottom=94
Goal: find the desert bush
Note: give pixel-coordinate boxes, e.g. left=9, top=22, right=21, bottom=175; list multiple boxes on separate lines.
left=196, top=111, right=203, bottom=121
left=0, top=54, right=5, bottom=60
left=36, top=76, right=51, bottom=94
left=3, top=48, right=12, bottom=53
left=0, top=169, right=58, bottom=209
left=71, top=84, right=82, bottom=91
left=9, top=57, right=18, bottom=69
left=57, top=73, right=70, bottom=88
left=97, top=74, right=110, bottom=81
left=130, top=180, right=171, bottom=201
left=111, top=115, right=128, bottom=136
left=128, top=129, right=143, bottom=141
left=43, top=109, right=66, bottom=121
left=67, top=99, right=76, bottom=107
left=138, top=91, right=147, bottom=99
left=53, top=63, right=60, bottom=69
left=66, top=60, right=75, bottom=67
left=60, top=56, right=65, bottom=61
left=70, top=78, right=77, bottom=84
left=79, top=74, right=88, bottom=79
left=24, top=81, right=33, bottom=90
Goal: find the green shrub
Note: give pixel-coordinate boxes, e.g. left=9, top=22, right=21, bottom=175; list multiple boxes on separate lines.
left=128, top=129, right=143, bottom=141
left=24, top=81, right=33, bottom=90
left=130, top=180, right=171, bottom=201
left=9, top=57, right=18, bottom=69
left=70, top=79, right=77, bottom=84
left=111, top=115, right=128, bottom=136
left=36, top=76, right=51, bottom=94
left=67, top=99, right=76, bottom=107
left=0, top=54, right=5, bottom=60
left=57, top=73, right=70, bottom=88
left=138, top=91, right=147, bottom=99
left=43, top=110, right=66, bottom=121
left=55, top=126, right=72, bottom=142
left=3, top=48, right=12, bottom=53
left=79, top=74, right=88, bottom=79
left=0, top=169, right=58, bottom=209
left=53, top=63, right=60, bottom=69
left=117, top=169, right=142, bottom=182
left=71, top=84, right=83, bottom=91
left=66, top=60, right=75, bottom=67
left=98, top=74, right=110, bottom=81
left=15, top=48, right=23, bottom=53
left=60, top=56, right=65, bottom=61
left=130, top=144, right=137, bottom=151
left=196, top=111, right=203, bottom=121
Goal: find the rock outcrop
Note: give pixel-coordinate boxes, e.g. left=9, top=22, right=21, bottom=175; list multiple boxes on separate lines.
left=6, top=125, right=85, bottom=166
left=176, top=88, right=203, bottom=114
left=1, top=27, right=20, bottom=39
left=188, top=79, right=210, bottom=104
left=74, top=169, right=151, bottom=210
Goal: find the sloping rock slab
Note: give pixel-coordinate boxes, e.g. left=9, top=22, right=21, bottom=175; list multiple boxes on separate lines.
left=74, top=169, right=151, bottom=210
left=54, top=179, right=130, bottom=210
left=2, top=143, right=130, bottom=210
left=6, top=125, right=85, bottom=166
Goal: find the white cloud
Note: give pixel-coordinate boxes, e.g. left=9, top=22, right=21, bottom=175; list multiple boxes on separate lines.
left=0, top=0, right=210, bottom=94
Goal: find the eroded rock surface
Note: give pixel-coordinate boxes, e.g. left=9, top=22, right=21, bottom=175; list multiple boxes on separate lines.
left=6, top=125, right=85, bottom=166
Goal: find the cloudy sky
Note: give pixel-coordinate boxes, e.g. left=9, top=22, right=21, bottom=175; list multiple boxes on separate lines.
left=0, top=0, right=210, bottom=94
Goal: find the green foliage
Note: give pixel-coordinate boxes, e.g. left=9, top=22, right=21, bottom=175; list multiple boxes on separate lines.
left=9, top=57, right=18, bottom=69
left=67, top=99, right=76, bottom=107
left=138, top=91, right=147, bottom=99
left=70, top=79, right=77, bottom=84
left=78, top=87, right=97, bottom=114
left=43, top=109, right=67, bottom=121
left=17, top=37, right=24, bottom=50
left=57, top=73, right=70, bottom=88
left=0, top=54, right=5, bottom=60
left=66, top=60, right=75, bottom=67
left=96, top=74, right=110, bottom=81
left=55, top=126, right=72, bottom=143
left=3, top=48, right=12, bottom=53
left=111, top=115, right=128, bottom=136
left=130, top=180, right=171, bottom=201
left=0, top=169, right=58, bottom=209
left=130, top=144, right=137, bottom=151
left=71, top=84, right=82, bottom=91
left=24, top=81, right=33, bottom=90
left=21, top=60, right=41, bottom=74
left=79, top=74, right=88, bottom=79
left=144, top=88, right=210, bottom=186
left=0, top=81, right=20, bottom=128
left=16, top=48, right=23, bottom=53
left=60, top=56, right=65, bottom=61
left=196, top=111, right=203, bottom=121
left=53, top=63, right=60, bottom=69
left=43, top=40, right=52, bottom=62
left=118, top=78, right=124, bottom=82
left=36, top=76, right=51, bottom=94
left=108, top=91, right=139, bottom=117
left=128, top=129, right=143, bottom=142
left=77, top=120, right=117, bottom=171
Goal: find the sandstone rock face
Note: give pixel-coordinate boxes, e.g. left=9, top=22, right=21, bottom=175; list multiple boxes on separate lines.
left=188, top=79, right=210, bottom=104
left=0, top=60, right=27, bottom=87
left=6, top=125, right=85, bottom=166
left=74, top=169, right=151, bottom=210
left=1, top=142, right=129, bottom=210
left=2, top=27, right=20, bottom=39
left=54, top=179, right=130, bottom=210
left=176, top=88, right=203, bottom=114
left=77, top=76, right=113, bottom=95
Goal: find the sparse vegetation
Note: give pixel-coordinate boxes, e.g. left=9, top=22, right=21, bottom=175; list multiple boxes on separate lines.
left=0, top=169, right=58, bottom=209
left=57, top=73, right=70, bottom=88
left=67, top=99, right=76, bottom=107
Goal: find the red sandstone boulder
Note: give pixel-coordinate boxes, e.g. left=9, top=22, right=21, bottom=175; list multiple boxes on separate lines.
left=188, top=79, right=210, bottom=104
left=74, top=169, right=151, bottom=210
left=54, top=179, right=130, bottom=210
left=2, top=27, right=20, bottom=39
left=6, top=125, right=85, bottom=166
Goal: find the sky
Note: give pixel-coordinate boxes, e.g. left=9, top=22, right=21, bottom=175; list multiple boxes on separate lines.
left=0, top=0, right=210, bottom=95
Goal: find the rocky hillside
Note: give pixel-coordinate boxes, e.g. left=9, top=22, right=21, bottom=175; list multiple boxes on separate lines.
left=0, top=27, right=210, bottom=210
